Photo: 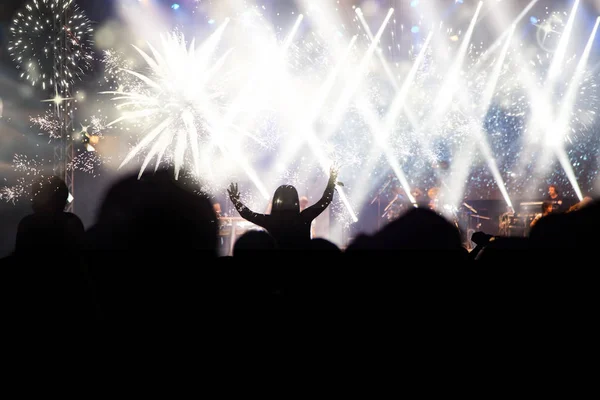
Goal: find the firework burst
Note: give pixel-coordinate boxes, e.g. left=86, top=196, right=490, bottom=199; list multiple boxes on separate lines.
left=103, top=27, right=235, bottom=180
left=8, top=0, right=94, bottom=92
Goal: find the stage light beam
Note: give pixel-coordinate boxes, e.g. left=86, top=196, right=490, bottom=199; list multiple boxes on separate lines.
left=324, top=8, right=394, bottom=139
left=547, top=16, right=599, bottom=201
left=433, top=1, right=483, bottom=118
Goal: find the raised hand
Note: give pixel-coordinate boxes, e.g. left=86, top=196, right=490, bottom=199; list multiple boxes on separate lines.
left=329, top=165, right=339, bottom=185
left=227, top=182, right=240, bottom=203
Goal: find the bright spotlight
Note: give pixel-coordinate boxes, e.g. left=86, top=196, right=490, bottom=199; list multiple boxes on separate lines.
left=171, top=3, right=180, bottom=10
left=411, top=25, right=420, bottom=33
left=410, top=0, right=419, bottom=7
left=530, top=16, right=538, bottom=24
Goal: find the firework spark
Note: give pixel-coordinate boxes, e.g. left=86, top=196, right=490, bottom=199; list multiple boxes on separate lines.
left=100, top=49, right=144, bottom=93
left=0, top=154, right=52, bottom=203
left=30, top=110, right=62, bottom=141
left=67, top=150, right=110, bottom=177
left=88, top=115, right=108, bottom=136
left=8, top=0, right=94, bottom=92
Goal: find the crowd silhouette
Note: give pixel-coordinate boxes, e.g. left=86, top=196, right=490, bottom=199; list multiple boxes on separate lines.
left=1, top=167, right=598, bottom=333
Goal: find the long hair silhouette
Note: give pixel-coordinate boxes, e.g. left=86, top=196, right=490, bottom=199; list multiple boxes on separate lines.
left=228, top=167, right=338, bottom=249
left=270, top=185, right=300, bottom=214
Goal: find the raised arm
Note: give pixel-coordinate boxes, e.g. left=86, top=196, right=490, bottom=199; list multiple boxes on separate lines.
left=227, top=183, right=269, bottom=228
left=301, top=167, right=337, bottom=221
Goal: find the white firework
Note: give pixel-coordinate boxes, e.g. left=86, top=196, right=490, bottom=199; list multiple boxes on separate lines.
left=0, top=154, right=50, bottom=203
left=30, top=110, right=62, bottom=140
left=103, top=27, right=234, bottom=180
left=67, top=150, right=110, bottom=177
left=8, top=0, right=94, bottom=92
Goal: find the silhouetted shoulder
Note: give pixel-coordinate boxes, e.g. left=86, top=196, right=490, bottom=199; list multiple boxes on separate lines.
left=15, top=211, right=85, bottom=253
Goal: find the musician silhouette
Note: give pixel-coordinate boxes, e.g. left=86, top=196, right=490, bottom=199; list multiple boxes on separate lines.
left=547, top=184, right=564, bottom=213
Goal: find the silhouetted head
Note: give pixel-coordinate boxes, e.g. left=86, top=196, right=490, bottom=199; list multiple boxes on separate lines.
left=31, top=176, right=69, bottom=213
left=16, top=212, right=85, bottom=254
left=92, top=168, right=218, bottom=255
left=309, top=238, right=342, bottom=254
left=233, top=229, right=278, bottom=257
left=372, top=207, right=464, bottom=255
left=270, top=185, right=300, bottom=214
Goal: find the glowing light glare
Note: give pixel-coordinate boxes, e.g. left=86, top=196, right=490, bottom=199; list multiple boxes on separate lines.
left=8, top=0, right=94, bottom=92
left=41, top=89, right=74, bottom=119
left=223, top=14, right=304, bottom=126
left=42, top=92, right=72, bottom=105
left=171, top=4, right=180, bottom=10
left=103, top=27, right=234, bottom=180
